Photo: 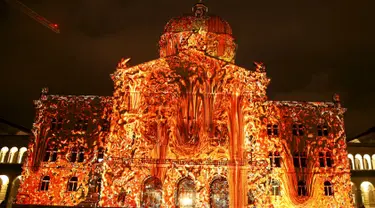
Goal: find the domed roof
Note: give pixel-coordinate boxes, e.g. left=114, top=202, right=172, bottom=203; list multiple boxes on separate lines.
left=159, top=2, right=237, bottom=63
left=163, top=2, right=232, bottom=35
left=164, top=15, right=233, bottom=35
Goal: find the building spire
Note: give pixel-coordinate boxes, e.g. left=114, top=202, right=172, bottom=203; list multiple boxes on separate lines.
left=192, top=0, right=208, bottom=18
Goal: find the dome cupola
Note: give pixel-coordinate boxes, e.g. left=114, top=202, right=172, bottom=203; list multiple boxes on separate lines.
left=159, top=1, right=237, bottom=63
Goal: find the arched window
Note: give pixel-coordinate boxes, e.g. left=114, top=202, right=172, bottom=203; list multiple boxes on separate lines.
left=360, top=181, right=375, bottom=207
left=7, top=176, right=21, bottom=207
left=0, top=147, right=9, bottom=163
left=141, top=176, right=162, bottom=208
left=8, top=147, right=18, bottom=163
left=177, top=177, right=196, bottom=208
left=355, top=154, right=363, bottom=170
left=77, top=148, right=84, bottom=162
left=97, top=147, right=104, bottom=163
left=67, top=177, right=78, bottom=191
left=270, top=179, right=280, bottom=196
left=324, top=181, right=333, bottom=196
left=210, top=177, right=229, bottom=208
left=17, top=147, right=27, bottom=164
left=0, top=175, right=9, bottom=203
left=298, top=180, right=307, bottom=196
left=363, top=154, right=372, bottom=170
left=348, top=154, right=355, bottom=170
left=40, top=176, right=50, bottom=191
left=70, top=148, right=77, bottom=162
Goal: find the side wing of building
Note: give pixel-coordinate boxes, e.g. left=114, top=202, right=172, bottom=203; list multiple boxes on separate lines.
left=249, top=100, right=352, bottom=207
left=15, top=93, right=112, bottom=206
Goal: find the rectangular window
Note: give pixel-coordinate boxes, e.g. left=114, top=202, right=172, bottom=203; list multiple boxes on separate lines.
left=294, top=152, right=307, bottom=168
left=267, top=124, right=279, bottom=136
left=317, top=125, right=329, bottom=136
left=292, top=124, right=304, bottom=136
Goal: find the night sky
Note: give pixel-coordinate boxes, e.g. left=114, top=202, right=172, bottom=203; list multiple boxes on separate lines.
left=0, top=0, right=374, bottom=138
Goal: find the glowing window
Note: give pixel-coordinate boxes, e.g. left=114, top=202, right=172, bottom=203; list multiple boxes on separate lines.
left=269, top=152, right=281, bottom=168
left=177, top=177, right=196, bottom=208
left=317, top=125, right=329, bottom=136
left=324, top=181, right=333, bottom=196
left=267, top=124, right=279, bottom=136
left=270, top=179, right=280, bottom=196
left=141, top=176, right=162, bottom=208
left=292, top=124, right=304, bottom=136
left=298, top=180, right=307, bottom=196
left=210, top=177, right=229, bottom=208
left=40, top=176, right=50, bottom=191
left=0, top=147, right=9, bottom=163
left=97, top=147, right=104, bottom=163
left=67, top=177, right=78, bottom=191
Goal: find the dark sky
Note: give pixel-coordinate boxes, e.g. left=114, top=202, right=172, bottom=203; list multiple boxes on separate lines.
left=0, top=0, right=374, bottom=139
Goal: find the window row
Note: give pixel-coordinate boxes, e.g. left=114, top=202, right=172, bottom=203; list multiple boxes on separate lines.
left=348, top=154, right=375, bottom=170
left=268, top=151, right=333, bottom=168
left=40, top=176, right=101, bottom=192
left=50, top=118, right=109, bottom=132
left=0, top=146, right=27, bottom=164
left=43, top=147, right=104, bottom=163
left=267, top=124, right=329, bottom=137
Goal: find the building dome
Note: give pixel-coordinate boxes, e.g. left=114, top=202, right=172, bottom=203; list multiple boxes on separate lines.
left=159, top=2, right=237, bottom=63
left=163, top=15, right=233, bottom=35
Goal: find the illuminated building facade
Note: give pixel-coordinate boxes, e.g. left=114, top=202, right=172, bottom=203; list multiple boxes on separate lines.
left=347, top=127, right=375, bottom=208
left=14, top=2, right=353, bottom=208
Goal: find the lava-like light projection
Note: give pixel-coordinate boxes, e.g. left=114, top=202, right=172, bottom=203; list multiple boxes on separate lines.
left=15, top=2, right=353, bottom=208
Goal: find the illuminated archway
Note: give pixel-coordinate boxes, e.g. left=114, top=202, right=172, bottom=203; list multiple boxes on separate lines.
left=355, top=154, right=363, bottom=170
left=348, top=154, right=355, bottom=170
left=210, top=176, right=229, bottom=208
left=0, top=175, right=9, bottom=204
left=372, top=154, right=375, bottom=170
left=8, top=147, right=18, bottom=163
left=17, top=147, right=27, bottom=164
left=363, top=154, right=372, bottom=170
left=141, top=176, right=162, bottom=208
left=0, top=147, right=9, bottom=163
left=177, top=177, right=196, bottom=208
left=360, top=181, right=375, bottom=207
left=7, top=176, right=21, bottom=208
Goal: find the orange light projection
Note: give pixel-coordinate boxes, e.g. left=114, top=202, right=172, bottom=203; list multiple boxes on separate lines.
left=15, top=2, right=353, bottom=208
